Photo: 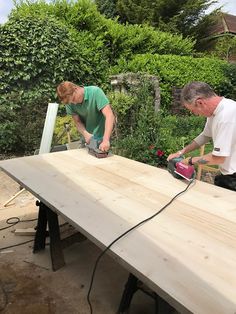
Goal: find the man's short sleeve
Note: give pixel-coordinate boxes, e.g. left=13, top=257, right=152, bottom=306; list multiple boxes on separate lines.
left=95, top=88, right=109, bottom=111
left=212, top=122, right=234, bottom=157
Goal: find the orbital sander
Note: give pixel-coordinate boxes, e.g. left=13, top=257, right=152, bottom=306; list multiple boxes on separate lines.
left=86, top=136, right=109, bottom=158
left=167, top=156, right=195, bottom=181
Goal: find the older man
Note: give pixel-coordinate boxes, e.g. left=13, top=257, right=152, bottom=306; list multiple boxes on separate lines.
left=57, top=81, right=115, bottom=152
left=167, top=81, right=236, bottom=191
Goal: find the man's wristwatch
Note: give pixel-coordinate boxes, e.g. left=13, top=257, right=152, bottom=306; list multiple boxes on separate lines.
left=188, top=156, right=194, bottom=165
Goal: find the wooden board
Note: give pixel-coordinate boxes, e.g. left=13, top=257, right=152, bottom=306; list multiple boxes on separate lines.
left=1, top=149, right=236, bottom=314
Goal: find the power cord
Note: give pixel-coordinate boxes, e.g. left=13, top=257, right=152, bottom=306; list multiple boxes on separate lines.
left=0, top=216, right=70, bottom=252
left=0, top=216, right=37, bottom=252
left=0, top=239, right=34, bottom=252
left=0, top=217, right=37, bottom=232
left=87, top=179, right=195, bottom=314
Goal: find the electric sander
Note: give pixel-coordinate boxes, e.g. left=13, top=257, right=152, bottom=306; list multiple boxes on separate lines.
left=86, top=136, right=108, bottom=158
left=167, top=156, right=195, bottom=181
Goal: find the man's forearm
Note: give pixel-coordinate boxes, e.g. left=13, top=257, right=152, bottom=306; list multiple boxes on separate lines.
left=180, top=140, right=200, bottom=155
left=77, top=124, right=92, bottom=143
left=76, top=122, right=87, bottom=137
left=192, top=153, right=225, bottom=166
left=72, top=115, right=91, bottom=142
left=102, top=110, right=115, bottom=141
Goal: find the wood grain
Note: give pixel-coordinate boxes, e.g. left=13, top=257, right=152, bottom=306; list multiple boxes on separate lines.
left=1, top=149, right=236, bottom=314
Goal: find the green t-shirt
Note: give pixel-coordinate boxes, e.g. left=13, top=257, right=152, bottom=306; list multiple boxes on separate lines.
left=65, top=86, right=109, bottom=139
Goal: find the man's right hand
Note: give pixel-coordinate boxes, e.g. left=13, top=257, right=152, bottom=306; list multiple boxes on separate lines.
left=84, top=132, right=93, bottom=144
left=99, top=140, right=110, bottom=152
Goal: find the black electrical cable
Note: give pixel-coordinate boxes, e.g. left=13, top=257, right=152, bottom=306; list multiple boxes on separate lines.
left=87, top=179, right=195, bottom=314
left=0, top=217, right=67, bottom=252
left=0, top=239, right=34, bottom=251
left=0, top=217, right=38, bottom=232
left=0, top=217, right=20, bottom=231
left=0, top=216, right=37, bottom=251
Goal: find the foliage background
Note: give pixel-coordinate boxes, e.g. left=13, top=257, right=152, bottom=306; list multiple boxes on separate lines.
left=109, top=78, right=205, bottom=166
left=95, top=0, right=219, bottom=45
left=0, top=0, right=235, bottom=169
left=0, top=7, right=109, bottom=152
left=112, top=54, right=235, bottom=111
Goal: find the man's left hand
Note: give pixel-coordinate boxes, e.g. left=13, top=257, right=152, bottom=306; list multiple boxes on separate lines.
left=99, top=140, right=110, bottom=152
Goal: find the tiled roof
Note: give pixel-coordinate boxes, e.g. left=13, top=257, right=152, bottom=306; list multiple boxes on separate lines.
left=207, top=13, right=236, bottom=36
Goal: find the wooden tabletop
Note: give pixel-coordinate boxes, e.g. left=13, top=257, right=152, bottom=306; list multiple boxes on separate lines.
left=1, top=149, right=236, bottom=314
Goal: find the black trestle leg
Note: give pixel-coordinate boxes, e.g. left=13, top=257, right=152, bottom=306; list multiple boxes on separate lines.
left=33, top=201, right=48, bottom=252
left=156, top=295, right=175, bottom=314
left=46, top=206, right=65, bottom=271
left=33, top=201, right=65, bottom=271
left=118, top=273, right=138, bottom=313
left=118, top=273, right=176, bottom=314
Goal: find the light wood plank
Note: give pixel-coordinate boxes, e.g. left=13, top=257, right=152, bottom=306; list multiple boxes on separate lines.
left=1, top=149, right=236, bottom=314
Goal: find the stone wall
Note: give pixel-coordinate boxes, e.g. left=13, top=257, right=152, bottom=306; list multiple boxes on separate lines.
left=171, top=86, right=186, bottom=115
left=110, top=73, right=160, bottom=112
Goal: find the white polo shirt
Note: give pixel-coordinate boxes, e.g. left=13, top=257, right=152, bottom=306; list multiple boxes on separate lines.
left=194, top=98, right=236, bottom=175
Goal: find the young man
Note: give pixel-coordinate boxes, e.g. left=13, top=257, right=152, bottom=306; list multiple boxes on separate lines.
left=167, top=81, right=236, bottom=191
left=57, top=81, right=115, bottom=152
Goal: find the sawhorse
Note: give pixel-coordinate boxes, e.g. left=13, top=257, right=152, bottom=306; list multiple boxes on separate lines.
left=118, top=273, right=176, bottom=314
left=33, top=200, right=86, bottom=271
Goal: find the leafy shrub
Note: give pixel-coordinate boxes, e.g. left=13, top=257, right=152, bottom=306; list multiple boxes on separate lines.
left=0, top=96, right=19, bottom=152
left=113, top=113, right=205, bottom=167
left=11, top=0, right=104, bottom=33
left=10, top=0, right=195, bottom=65
left=157, top=115, right=205, bottom=157
left=110, top=75, right=205, bottom=167
left=0, top=15, right=108, bottom=153
left=100, top=20, right=194, bottom=62
left=112, top=54, right=234, bottom=111
left=110, top=77, right=159, bottom=162
left=108, top=92, right=136, bottom=138
left=221, top=63, right=236, bottom=100
left=53, top=115, right=79, bottom=145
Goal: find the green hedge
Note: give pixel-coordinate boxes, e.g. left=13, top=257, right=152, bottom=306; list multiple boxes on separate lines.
left=112, top=54, right=234, bottom=111
left=98, top=20, right=195, bottom=62
left=0, top=15, right=108, bottom=153
left=10, top=0, right=195, bottom=64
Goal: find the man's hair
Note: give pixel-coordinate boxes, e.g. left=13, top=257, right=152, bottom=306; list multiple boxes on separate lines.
left=57, top=81, right=77, bottom=103
left=181, top=81, right=216, bottom=105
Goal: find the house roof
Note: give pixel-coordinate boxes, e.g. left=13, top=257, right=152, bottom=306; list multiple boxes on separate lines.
left=208, top=12, right=236, bottom=36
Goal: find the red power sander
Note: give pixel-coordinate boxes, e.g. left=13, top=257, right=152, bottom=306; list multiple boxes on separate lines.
left=167, top=156, right=195, bottom=181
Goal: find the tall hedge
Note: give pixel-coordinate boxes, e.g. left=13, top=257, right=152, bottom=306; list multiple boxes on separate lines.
left=10, top=0, right=195, bottom=63
left=100, top=20, right=195, bottom=62
left=0, top=15, right=109, bottom=153
left=112, top=54, right=234, bottom=111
